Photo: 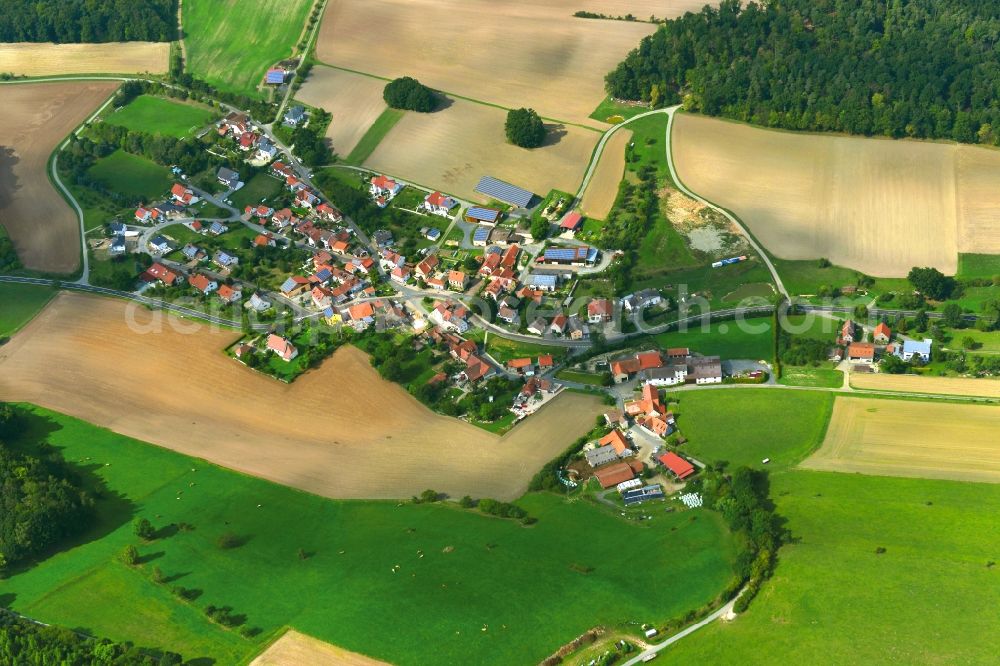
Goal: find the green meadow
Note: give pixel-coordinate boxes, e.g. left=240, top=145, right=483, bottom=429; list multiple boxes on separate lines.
left=659, top=471, right=1000, bottom=664
left=648, top=315, right=774, bottom=360
left=184, top=0, right=314, bottom=96
left=105, top=96, right=216, bottom=138
left=87, top=150, right=174, bottom=202
left=666, top=388, right=833, bottom=471
left=0, top=282, right=56, bottom=338
left=3, top=404, right=736, bottom=665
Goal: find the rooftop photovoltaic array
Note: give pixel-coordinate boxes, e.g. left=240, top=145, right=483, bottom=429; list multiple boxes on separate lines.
left=467, top=207, right=501, bottom=223
left=475, top=176, right=534, bottom=207
left=543, top=247, right=590, bottom=262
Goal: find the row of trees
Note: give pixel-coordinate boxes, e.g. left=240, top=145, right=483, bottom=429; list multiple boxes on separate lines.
left=0, top=0, right=176, bottom=43
left=0, top=405, right=94, bottom=571
left=0, top=609, right=184, bottom=666
left=606, top=0, right=1000, bottom=144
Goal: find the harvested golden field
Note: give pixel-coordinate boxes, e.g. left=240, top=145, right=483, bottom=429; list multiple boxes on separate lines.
left=851, top=372, right=1000, bottom=398
left=317, top=0, right=707, bottom=126
left=295, top=66, right=388, bottom=157
left=579, top=129, right=631, bottom=219
left=0, top=42, right=169, bottom=76
left=364, top=97, right=597, bottom=201
left=803, top=397, right=1000, bottom=483
left=251, top=630, right=391, bottom=666
left=0, top=82, right=118, bottom=273
left=672, top=113, right=1000, bottom=276
left=0, top=293, right=603, bottom=500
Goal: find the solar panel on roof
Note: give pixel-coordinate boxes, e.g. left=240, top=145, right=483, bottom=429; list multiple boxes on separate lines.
left=474, top=176, right=534, bottom=207
left=473, top=226, right=491, bottom=241
left=467, top=207, right=500, bottom=222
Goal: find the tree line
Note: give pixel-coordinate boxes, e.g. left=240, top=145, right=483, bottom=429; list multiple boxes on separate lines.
left=0, top=0, right=176, bottom=43
left=606, top=0, right=1000, bottom=144
left=0, top=405, right=93, bottom=572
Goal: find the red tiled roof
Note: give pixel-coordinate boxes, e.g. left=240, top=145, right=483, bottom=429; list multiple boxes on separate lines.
left=593, top=462, right=636, bottom=489
left=599, top=429, right=630, bottom=455
left=508, top=357, right=533, bottom=368
left=847, top=342, right=875, bottom=359
left=658, top=452, right=695, bottom=479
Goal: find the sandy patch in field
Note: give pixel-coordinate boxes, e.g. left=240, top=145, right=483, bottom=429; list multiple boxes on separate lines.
left=251, top=630, right=391, bottom=666
left=0, top=293, right=603, bottom=500
left=579, top=129, right=630, bottom=219
left=850, top=373, right=1000, bottom=398
left=317, top=0, right=708, bottom=126
left=0, top=82, right=118, bottom=273
left=803, top=397, right=1000, bottom=483
left=296, top=67, right=388, bottom=157
left=364, top=98, right=597, bottom=201
left=670, top=113, right=1000, bottom=276
left=0, top=42, right=169, bottom=76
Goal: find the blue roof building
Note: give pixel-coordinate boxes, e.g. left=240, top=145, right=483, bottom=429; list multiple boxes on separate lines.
left=473, top=226, right=491, bottom=245
left=527, top=274, right=558, bottom=290
left=895, top=338, right=932, bottom=362
left=465, top=207, right=501, bottom=224
left=474, top=176, right=534, bottom=207
left=543, top=246, right=595, bottom=265
left=266, top=69, right=286, bottom=85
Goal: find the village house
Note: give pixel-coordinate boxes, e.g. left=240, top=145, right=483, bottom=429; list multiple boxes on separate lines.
left=537, top=355, right=554, bottom=373
left=148, top=235, right=171, bottom=254
left=316, top=203, right=343, bottom=223
left=238, top=131, right=260, bottom=151
left=585, top=445, right=620, bottom=468
left=642, top=365, right=687, bottom=387
left=621, top=288, right=662, bottom=313
left=873, top=322, right=892, bottom=344
left=267, top=334, right=298, bottom=362
left=134, top=207, right=153, bottom=223
left=687, top=356, right=723, bottom=384
left=587, top=298, right=613, bottom=323
left=894, top=338, right=933, bottom=363
left=343, top=302, right=376, bottom=331
left=416, top=255, right=439, bottom=280
left=280, top=275, right=310, bottom=297
left=430, top=301, right=471, bottom=333
left=527, top=273, right=558, bottom=292
left=424, top=191, right=457, bottom=216
left=254, top=233, right=276, bottom=248
left=840, top=320, right=856, bottom=344
left=380, top=248, right=405, bottom=271
left=216, top=167, right=240, bottom=189
left=566, top=316, right=589, bottom=340
left=295, top=188, right=319, bottom=208
left=246, top=204, right=275, bottom=219
left=549, top=313, right=568, bottom=336
left=426, top=276, right=446, bottom=290
left=208, top=221, right=228, bottom=236
left=189, top=273, right=218, bottom=295
left=657, top=451, right=695, bottom=480
left=599, top=429, right=632, bottom=457
left=448, top=270, right=467, bottom=291
left=497, top=305, right=520, bottom=325
left=217, top=284, right=241, bottom=304
left=391, top=266, right=412, bottom=284
left=283, top=105, right=306, bottom=127
left=256, top=137, right=278, bottom=162
left=170, top=183, right=196, bottom=205
left=611, top=351, right=664, bottom=383
left=213, top=250, right=238, bottom=270
left=847, top=342, right=875, bottom=363
left=109, top=235, right=127, bottom=257
left=248, top=290, right=271, bottom=312
left=142, top=262, right=177, bottom=286
left=271, top=208, right=296, bottom=229
left=527, top=317, right=547, bottom=336
left=508, top=357, right=534, bottom=376
left=370, top=174, right=402, bottom=206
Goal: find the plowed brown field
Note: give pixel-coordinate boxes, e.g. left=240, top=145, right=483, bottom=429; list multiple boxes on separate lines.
left=0, top=293, right=603, bottom=500
left=295, top=67, right=388, bottom=157
left=0, top=82, right=118, bottom=273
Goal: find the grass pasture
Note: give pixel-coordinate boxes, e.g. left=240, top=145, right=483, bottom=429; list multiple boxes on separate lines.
left=778, top=366, right=844, bottom=389
left=957, top=253, right=1000, bottom=279
left=0, top=282, right=55, bottom=338
left=0, top=42, right=168, bottom=76
left=647, top=315, right=774, bottom=360
left=3, top=403, right=736, bottom=666
left=230, top=173, right=283, bottom=209
left=671, top=113, right=1000, bottom=276
left=183, top=0, right=313, bottom=96
left=296, top=66, right=391, bottom=158
left=105, top=95, right=216, bottom=138
left=804, top=397, right=1000, bottom=483
left=0, top=81, right=118, bottom=274
left=87, top=150, right=174, bottom=202
left=662, top=470, right=1000, bottom=664
left=667, top=389, right=833, bottom=471
left=363, top=97, right=598, bottom=201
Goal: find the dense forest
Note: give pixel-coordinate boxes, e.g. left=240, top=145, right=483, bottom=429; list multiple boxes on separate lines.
left=0, top=609, right=184, bottom=666
left=0, top=0, right=177, bottom=43
left=606, top=0, right=1000, bottom=144
left=0, top=405, right=93, bottom=570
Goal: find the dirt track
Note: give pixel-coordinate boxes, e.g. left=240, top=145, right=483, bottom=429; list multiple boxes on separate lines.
left=364, top=97, right=597, bottom=201
left=671, top=113, right=1000, bottom=276
left=0, top=42, right=169, bottom=76
left=250, top=630, right=391, bottom=666
left=0, top=82, right=118, bottom=273
left=296, top=67, right=388, bottom=157
left=0, top=293, right=603, bottom=500
left=803, top=397, right=1000, bottom=483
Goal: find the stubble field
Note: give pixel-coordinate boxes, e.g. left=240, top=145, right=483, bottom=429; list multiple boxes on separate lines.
left=672, top=113, right=1000, bottom=276
left=0, top=293, right=603, bottom=500
left=0, top=81, right=118, bottom=273
left=803, top=397, right=1000, bottom=483
left=364, top=97, right=598, bottom=201
left=0, top=42, right=169, bottom=76
left=579, top=129, right=632, bottom=219
left=315, top=0, right=706, bottom=126
left=295, top=67, right=389, bottom=156
left=251, top=631, right=391, bottom=666
left=850, top=372, right=1000, bottom=398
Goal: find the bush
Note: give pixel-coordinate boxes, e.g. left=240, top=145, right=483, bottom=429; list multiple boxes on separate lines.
left=383, top=76, right=437, bottom=112
left=119, top=545, right=138, bottom=566
left=133, top=517, right=155, bottom=540
left=505, top=108, right=546, bottom=148
left=478, top=498, right=529, bottom=521
left=459, top=495, right=475, bottom=508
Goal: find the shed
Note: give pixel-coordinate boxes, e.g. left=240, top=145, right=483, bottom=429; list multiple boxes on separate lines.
left=474, top=176, right=534, bottom=207
left=466, top=207, right=502, bottom=224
